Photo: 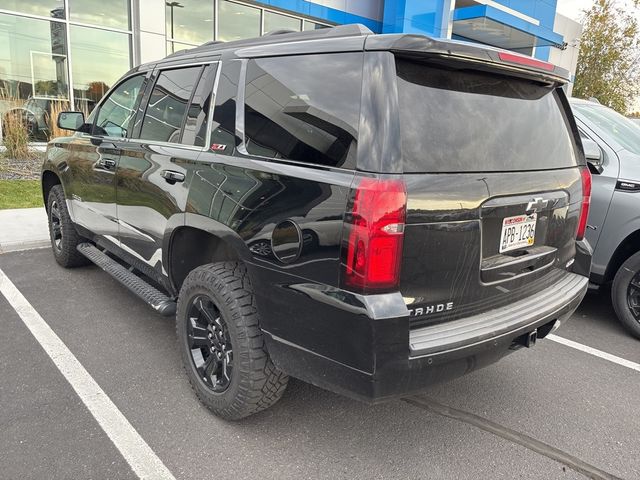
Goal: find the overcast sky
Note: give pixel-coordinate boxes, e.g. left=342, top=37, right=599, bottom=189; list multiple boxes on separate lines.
left=557, top=0, right=640, bottom=22
left=556, top=0, right=595, bottom=21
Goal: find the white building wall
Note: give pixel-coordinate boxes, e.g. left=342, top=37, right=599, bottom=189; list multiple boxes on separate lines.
left=549, top=13, right=582, bottom=96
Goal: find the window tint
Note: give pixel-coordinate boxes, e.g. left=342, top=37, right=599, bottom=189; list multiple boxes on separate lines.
left=396, top=59, right=578, bottom=172
left=243, top=54, right=362, bottom=168
left=572, top=103, right=640, bottom=156
left=182, top=64, right=218, bottom=147
left=94, top=75, right=145, bottom=138
left=209, top=60, right=242, bottom=155
left=139, top=66, right=202, bottom=143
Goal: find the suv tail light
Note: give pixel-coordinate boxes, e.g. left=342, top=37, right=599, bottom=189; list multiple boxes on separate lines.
left=341, top=177, right=407, bottom=294
left=497, top=51, right=555, bottom=72
left=576, top=166, right=592, bottom=241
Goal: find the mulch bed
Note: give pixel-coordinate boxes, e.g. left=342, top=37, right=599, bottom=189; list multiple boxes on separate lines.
left=0, top=153, right=44, bottom=180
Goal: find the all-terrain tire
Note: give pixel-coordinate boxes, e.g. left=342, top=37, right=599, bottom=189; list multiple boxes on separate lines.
left=611, top=251, right=640, bottom=340
left=176, top=262, right=289, bottom=420
left=47, top=185, right=90, bottom=268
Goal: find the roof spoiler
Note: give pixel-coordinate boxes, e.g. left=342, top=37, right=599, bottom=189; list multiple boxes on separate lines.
left=366, top=34, right=570, bottom=85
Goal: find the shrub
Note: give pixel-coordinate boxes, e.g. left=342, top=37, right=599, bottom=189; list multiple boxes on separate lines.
left=46, top=99, right=71, bottom=141
left=2, top=109, right=30, bottom=160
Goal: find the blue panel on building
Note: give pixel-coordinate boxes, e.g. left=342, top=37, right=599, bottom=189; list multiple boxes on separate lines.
left=252, top=0, right=563, bottom=61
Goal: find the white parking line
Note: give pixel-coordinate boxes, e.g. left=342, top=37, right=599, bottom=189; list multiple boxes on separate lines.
left=548, top=334, right=640, bottom=373
left=0, top=268, right=176, bottom=480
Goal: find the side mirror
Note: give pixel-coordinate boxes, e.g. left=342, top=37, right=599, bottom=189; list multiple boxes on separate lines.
left=582, top=138, right=604, bottom=174
left=57, top=111, right=85, bottom=131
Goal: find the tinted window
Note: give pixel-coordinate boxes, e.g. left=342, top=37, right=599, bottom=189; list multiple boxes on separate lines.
left=182, top=64, right=218, bottom=147
left=139, top=66, right=202, bottom=143
left=244, top=54, right=362, bottom=168
left=396, top=59, right=578, bottom=172
left=573, top=103, right=640, bottom=156
left=209, top=60, right=242, bottom=155
left=94, top=75, right=145, bottom=138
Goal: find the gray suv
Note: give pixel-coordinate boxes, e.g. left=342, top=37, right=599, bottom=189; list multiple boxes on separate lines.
left=571, top=98, right=640, bottom=339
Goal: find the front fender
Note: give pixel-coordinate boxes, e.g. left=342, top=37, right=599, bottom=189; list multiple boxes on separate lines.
left=592, top=190, right=640, bottom=278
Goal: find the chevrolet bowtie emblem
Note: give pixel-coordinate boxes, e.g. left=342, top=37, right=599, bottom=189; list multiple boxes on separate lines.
left=526, top=197, right=548, bottom=213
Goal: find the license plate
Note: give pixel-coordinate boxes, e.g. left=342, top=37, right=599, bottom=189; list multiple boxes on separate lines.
left=499, top=213, right=537, bottom=253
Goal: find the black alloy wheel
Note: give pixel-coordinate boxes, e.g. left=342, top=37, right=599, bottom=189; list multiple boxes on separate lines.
left=46, top=185, right=90, bottom=268
left=49, top=199, right=63, bottom=253
left=176, top=262, right=289, bottom=420
left=627, top=272, right=640, bottom=322
left=612, top=251, right=640, bottom=340
left=185, top=294, right=233, bottom=393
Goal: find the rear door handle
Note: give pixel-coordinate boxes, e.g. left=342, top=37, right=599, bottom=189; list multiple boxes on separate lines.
left=161, top=170, right=185, bottom=184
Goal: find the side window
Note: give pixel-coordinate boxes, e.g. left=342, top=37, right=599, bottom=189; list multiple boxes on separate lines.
left=578, top=129, right=591, bottom=142
left=93, top=75, right=145, bottom=138
left=139, top=66, right=203, bottom=143
left=208, top=60, right=242, bottom=155
left=243, top=53, right=363, bottom=168
left=182, top=63, right=218, bottom=147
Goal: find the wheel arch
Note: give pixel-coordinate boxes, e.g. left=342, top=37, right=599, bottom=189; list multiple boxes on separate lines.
left=41, top=169, right=62, bottom=211
left=166, top=214, right=253, bottom=293
left=605, top=229, right=640, bottom=283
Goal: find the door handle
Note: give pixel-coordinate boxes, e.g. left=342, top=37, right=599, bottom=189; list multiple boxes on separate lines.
left=97, top=158, right=117, bottom=169
left=161, top=170, right=185, bottom=184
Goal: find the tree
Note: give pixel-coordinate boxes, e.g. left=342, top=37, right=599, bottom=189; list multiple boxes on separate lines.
left=573, top=0, right=640, bottom=114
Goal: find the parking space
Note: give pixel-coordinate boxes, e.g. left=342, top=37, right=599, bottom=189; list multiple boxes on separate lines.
left=1, top=248, right=638, bottom=480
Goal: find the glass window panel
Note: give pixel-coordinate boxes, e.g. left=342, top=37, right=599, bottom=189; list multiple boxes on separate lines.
left=0, top=14, right=69, bottom=101
left=209, top=60, right=241, bottom=155
left=217, top=1, right=260, bottom=42
left=2, top=1, right=65, bottom=18
left=243, top=54, right=362, bottom=168
left=166, top=41, right=196, bottom=56
left=263, top=11, right=301, bottom=34
left=182, top=64, right=218, bottom=147
left=303, top=20, right=329, bottom=31
left=165, top=0, right=213, bottom=44
left=70, top=25, right=130, bottom=110
left=69, top=0, right=129, bottom=30
left=139, top=66, right=202, bottom=143
left=396, top=59, right=577, bottom=172
left=94, top=74, right=144, bottom=137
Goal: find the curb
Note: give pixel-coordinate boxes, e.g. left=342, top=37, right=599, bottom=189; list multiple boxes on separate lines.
left=0, top=240, right=50, bottom=254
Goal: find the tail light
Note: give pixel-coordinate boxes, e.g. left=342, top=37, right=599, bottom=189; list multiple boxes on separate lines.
left=576, top=166, right=592, bottom=240
left=341, top=177, right=407, bottom=294
left=497, top=51, right=555, bottom=72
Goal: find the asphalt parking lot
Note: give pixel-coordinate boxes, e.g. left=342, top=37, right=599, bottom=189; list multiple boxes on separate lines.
left=1, top=248, right=639, bottom=480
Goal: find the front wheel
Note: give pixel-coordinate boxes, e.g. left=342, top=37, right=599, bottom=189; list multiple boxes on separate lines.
left=611, top=251, right=640, bottom=340
left=47, top=185, right=90, bottom=268
left=176, top=262, right=288, bottom=420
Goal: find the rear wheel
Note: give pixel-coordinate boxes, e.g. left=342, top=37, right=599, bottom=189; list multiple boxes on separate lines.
left=47, top=185, right=89, bottom=268
left=611, top=251, right=640, bottom=340
left=176, top=262, right=288, bottom=420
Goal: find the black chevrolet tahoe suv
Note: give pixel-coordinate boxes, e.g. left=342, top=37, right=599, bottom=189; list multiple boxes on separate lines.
left=42, top=24, right=592, bottom=420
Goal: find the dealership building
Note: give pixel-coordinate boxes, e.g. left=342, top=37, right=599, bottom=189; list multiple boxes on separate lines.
left=0, top=0, right=581, bottom=111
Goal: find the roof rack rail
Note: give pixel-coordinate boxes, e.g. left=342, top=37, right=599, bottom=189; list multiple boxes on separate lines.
left=263, top=28, right=298, bottom=36
left=175, top=23, right=373, bottom=56
left=324, top=24, right=373, bottom=37
left=201, top=40, right=225, bottom=47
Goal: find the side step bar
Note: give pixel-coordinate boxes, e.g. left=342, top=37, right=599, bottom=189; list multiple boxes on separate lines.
left=77, top=243, right=176, bottom=316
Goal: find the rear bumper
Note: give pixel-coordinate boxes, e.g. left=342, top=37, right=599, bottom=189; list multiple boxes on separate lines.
left=409, top=272, right=586, bottom=358
left=259, top=269, right=588, bottom=403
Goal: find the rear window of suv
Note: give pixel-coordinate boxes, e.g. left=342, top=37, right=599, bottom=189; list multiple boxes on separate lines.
left=396, top=59, right=578, bottom=173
